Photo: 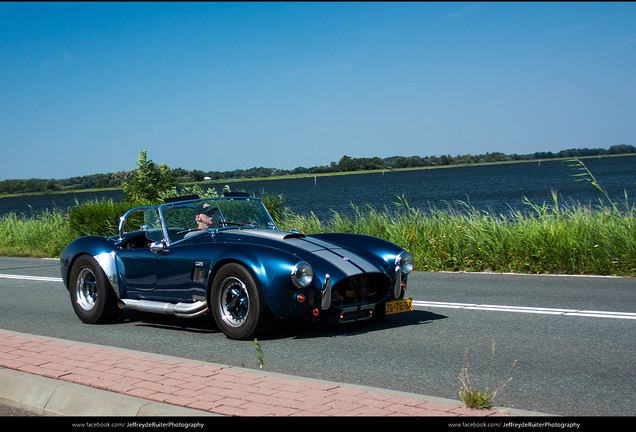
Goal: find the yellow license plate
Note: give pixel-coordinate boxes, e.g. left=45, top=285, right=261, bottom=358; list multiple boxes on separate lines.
left=385, top=298, right=413, bottom=315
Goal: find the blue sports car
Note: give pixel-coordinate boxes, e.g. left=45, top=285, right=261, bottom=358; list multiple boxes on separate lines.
left=60, top=194, right=414, bottom=340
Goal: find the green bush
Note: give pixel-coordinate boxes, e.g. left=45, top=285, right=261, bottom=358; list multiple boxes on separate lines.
left=122, top=150, right=177, bottom=203
left=68, top=199, right=139, bottom=238
left=258, top=190, right=286, bottom=225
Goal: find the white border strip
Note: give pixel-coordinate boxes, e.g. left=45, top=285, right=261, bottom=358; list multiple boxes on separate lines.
left=3, top=273, right=635, bottom=321
left=413, top=301, right=636, bottom=320
left=0, top=274, right=63, bottom=283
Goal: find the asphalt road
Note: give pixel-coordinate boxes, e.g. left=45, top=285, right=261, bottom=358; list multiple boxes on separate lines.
left=1, top=256, right=635, bottom=416
left=0, top=399, right=43, bottom=417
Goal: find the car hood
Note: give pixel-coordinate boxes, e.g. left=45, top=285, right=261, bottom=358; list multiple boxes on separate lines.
left=223, top=229, right=385, bottom=276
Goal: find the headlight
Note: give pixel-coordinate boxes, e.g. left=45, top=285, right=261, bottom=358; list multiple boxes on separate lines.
left=396, top=251, right=414, bottom=275
left=291, top=262, right=313, bottom=288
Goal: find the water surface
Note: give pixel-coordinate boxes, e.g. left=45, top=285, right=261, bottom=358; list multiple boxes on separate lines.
left=2, top=155, right=635, bottom=220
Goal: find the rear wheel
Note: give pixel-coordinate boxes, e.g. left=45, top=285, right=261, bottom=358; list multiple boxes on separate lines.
left=69, top=255, right=121, bottom=324
left=210, top=263, right=274, bottom=340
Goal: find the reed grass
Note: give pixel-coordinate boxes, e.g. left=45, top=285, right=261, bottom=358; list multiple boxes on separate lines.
left=278, top=193, right=636, bottom=276
left=0, top=209, right=74, bottom=258
left=1, top=191, right=635, bottom=276
left=459, top=340, right=517, bottom=410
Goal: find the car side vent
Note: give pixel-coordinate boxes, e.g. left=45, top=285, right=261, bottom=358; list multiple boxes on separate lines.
left=191, top=267, right=206, bottom=283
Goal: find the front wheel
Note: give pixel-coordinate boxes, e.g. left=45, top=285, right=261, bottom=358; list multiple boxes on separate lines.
left=69, top=255, right=121, bottom=324
left=210, top=263, right=274, bottom=340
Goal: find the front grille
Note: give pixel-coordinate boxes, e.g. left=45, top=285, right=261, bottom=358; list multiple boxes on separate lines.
left=330, top=273, right=390, bottom=307
left=339, top=305, right=374, bottom=322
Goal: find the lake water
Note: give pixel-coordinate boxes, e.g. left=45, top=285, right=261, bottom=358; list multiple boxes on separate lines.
left=2, top=155, right=635, bottom=220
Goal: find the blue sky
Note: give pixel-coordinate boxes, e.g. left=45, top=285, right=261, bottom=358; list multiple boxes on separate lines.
left=1, top=2, right=635, bottom=181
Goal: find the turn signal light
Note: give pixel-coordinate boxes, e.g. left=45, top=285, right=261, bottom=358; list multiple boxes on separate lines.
left=296, top=294, right=306, bottom=303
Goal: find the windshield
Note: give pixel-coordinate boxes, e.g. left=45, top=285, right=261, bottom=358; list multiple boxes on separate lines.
left=156, top=197, right=278, bottom=244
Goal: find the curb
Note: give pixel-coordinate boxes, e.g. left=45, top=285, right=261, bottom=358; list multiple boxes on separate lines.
left=0, top=367, right=219, bottom=417
left=0, top=329, right=548, bottom=417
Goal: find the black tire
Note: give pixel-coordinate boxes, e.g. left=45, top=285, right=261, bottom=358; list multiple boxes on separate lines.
left=210, top=263, right=274, bottom=340
left=69, top=255, right=121, bottom=324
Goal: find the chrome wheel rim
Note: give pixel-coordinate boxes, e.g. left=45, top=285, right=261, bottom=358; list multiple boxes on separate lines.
left=218, top=276, right=250, bottom=328
left=75, top=268, right=98, bottom=311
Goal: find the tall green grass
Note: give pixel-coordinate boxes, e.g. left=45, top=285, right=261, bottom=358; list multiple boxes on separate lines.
left=0, top=199, right=136, bottom=258
left=1, top=188, right=635, bottom=276
left=0, top=209, right=74, bottom=258
left=278, top=193, right=636, bottom=276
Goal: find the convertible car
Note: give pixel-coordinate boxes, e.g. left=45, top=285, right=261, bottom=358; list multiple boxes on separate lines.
left=60, top=194, right=414, bottom=340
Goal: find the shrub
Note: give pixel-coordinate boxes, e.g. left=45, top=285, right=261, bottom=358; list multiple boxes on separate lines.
left=68, top=199, right=138, bottom=238
left=258, top=190, right=286, bottom=225
left=122, top=150, right=177, bottom=202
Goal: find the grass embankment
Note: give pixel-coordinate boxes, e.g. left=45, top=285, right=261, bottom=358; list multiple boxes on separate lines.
left=277, top=194, right=636, bottom=276
left=1, top=194, right=634, bottom=276
left=0, top=210, right=74, bottom=258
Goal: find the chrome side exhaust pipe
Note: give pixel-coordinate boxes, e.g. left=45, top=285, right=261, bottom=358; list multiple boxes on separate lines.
left=119, top=299, right=208, bottom=318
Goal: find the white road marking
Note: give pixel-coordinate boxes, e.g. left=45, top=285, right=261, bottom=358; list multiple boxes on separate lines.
left=0, top=273, right=63, bottom=283
left=2, top=273, right=634, bottom=321
left=412, top=301, right=636, bottom=320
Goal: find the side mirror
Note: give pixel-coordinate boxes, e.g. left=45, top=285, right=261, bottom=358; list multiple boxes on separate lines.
left=149, top=241, right=165, bottom=254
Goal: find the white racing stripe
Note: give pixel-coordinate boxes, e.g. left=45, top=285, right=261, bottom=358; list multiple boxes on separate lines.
left=413, top=301, right=636, bottom=320
left=0, top=273, right=63, bottom=283
left=232, top=231, right=380, bottom=275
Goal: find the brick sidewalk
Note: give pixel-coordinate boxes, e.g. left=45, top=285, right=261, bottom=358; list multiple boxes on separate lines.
left=0, top=330, right=507, bottom=417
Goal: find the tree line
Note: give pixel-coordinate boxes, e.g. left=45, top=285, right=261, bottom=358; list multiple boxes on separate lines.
left=1, top=144, right=634, bottom=196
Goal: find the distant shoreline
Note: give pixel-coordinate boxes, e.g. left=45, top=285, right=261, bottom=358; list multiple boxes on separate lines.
left=0, top=153, right=631, bottom=199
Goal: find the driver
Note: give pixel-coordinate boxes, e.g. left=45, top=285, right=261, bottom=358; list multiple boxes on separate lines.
left=194, top=202, right=217, bottom=230
left=182, top=203, right=218, bottom=239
